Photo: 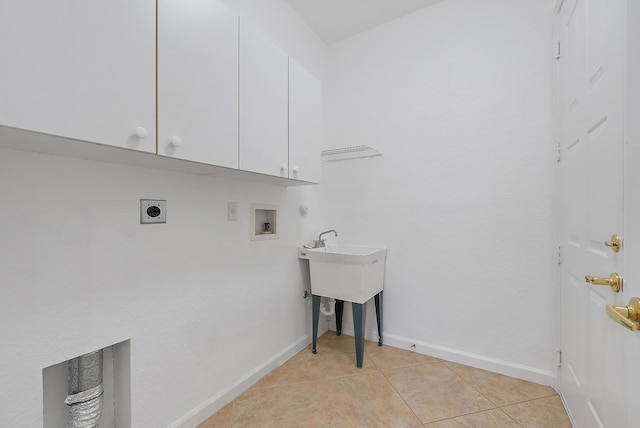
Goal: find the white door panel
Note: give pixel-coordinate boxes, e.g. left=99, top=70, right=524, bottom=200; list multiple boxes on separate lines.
left=624, top=2, right=640, bottom=428
left=557, top=0, right=625, bottom=427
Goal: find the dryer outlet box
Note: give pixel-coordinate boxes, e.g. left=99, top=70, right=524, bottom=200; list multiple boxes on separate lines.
left=140, top=199, right=166, bottom=224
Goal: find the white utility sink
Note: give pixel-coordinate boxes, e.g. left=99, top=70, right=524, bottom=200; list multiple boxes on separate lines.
left=298, top=245, right=387, bottom=304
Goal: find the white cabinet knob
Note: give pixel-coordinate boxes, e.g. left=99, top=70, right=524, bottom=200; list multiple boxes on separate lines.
left=280, top=163, right=287, bottom=171
left=170, top=136, right=183, bottom=147
left=292, top=166, right=299, bottom=174
left=135, top=127, right=148, bottom=139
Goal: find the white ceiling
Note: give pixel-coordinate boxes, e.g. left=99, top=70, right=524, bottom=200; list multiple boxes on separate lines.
left=284, top=0, right=444, bottom=44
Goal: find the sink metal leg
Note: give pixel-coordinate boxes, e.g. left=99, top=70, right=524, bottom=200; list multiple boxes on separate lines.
left=352, top=301, right=367, bottom=368
left=335, top=299, right=344, bottom=336
left=374, top=291, right=383, bottom=346
left=312, top=294, right=320, bottom=354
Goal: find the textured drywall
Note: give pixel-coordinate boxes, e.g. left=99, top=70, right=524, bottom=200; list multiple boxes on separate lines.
left=0, top=1, right=328, bottom=426
left=0, top=147, right=328, bottom=426
left=0, top=2, right=561, bottom=426
left=324, top=0, right=556, bottom=378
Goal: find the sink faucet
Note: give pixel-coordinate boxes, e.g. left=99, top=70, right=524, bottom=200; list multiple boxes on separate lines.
left=315, top=229, right=338, bottom=248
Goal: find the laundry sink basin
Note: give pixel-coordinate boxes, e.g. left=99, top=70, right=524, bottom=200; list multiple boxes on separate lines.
left=298, top=245, right=387, bottom=304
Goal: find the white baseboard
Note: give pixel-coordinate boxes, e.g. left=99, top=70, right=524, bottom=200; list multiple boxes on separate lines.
left=169, top=334, right=312, bottom=428
left=171, top=325, right=555, bottom=427
left=331, top=326, right=555, bottom=386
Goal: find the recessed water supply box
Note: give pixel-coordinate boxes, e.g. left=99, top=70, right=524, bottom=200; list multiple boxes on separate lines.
left=250, top=203, right=279, bottom=241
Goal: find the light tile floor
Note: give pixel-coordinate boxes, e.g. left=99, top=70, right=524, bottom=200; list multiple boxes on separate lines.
left=198, top=333, right=572, bottom=427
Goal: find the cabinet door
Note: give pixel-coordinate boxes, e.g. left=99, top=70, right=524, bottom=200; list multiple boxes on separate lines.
left=239, top=21, right=289, bottom=177
left=0, top=1, right=156, bottom=152
left=289, top=59, right=322, bottom=183
left=158, top=0, right=238, bottom=167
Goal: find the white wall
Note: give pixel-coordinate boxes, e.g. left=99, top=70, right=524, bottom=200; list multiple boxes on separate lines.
left=0, top=1, right=328, bottom=427
left=0, top=148, right=328, bottom=427
left=324, top=0, right=556, bottom=383
left=0, top=1, right=561, bottom=425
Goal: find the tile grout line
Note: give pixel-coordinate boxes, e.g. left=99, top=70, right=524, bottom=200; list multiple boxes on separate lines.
left=421, top=407, right=525, bottom=428
left=300, top=353, right=335, bottom=428
left=496, top=394, right=567, bottom=428
left=231, top=399, right=238, bottom=428
left=369, top=343, right=514, bottom=426
left=437, top=362, right=559, bottom=428
left=412, top=360, right=514, bottom=426
left=379, top=360, right=445, bottom=426
left=439, top=361, right=500, bottom=408
left=200, top=336, right=566, bottom=428
left=497, top=392, right=562, bottom=408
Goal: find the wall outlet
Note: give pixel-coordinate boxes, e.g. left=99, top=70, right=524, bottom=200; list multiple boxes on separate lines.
left=140, top=199, right=166, bottom=224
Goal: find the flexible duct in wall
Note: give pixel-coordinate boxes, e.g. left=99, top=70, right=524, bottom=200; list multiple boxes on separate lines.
left=65, top=350, right=104, bottom=428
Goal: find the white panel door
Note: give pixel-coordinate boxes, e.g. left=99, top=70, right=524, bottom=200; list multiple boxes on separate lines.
left=289, top=58, right=322, bottom=183
left=239, top=21, right=289, bottom=177
left=623, top=2, right=640, bottom=427
left=557, top=0, right=625, bottom=426
left=158, top=0, right=239, bottom=168
left=0, top=1, right=156, bottom=152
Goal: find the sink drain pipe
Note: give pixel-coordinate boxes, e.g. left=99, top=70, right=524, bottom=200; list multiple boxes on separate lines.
left=65, top=350, right=104, bottom=428
left=320, top=298, right=336, bottom=316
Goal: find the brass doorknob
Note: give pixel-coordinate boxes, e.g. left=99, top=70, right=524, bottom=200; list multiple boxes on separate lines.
left=585, top=273, right=622, bottom=292
left=604, top=234, right=622, bottom=252
left=606, top=298, right=640, bottom=331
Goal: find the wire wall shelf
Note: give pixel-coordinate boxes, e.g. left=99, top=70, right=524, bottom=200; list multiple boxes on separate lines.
left=321, top=145, right=382, bottom=162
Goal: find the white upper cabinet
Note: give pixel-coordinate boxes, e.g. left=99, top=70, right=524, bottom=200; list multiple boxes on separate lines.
left=0, top=1, right=156, bottom=153
left=288, top=59, right=322, bottom=183
left=157, top=0, right=239, bottom=168
left=239, top=21, right=289, bottom=178
left=0, top=2, right=321, bottom=185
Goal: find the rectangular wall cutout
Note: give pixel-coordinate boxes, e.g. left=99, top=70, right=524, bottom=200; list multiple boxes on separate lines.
left=43, top=339, right=131, bottom=428
left=250, top=203, right=279, bottom=241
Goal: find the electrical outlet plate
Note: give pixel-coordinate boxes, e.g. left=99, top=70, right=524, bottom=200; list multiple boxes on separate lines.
left=227, top=201, right=238, bottom=221
left=140, top=199, right=166, bottom=224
